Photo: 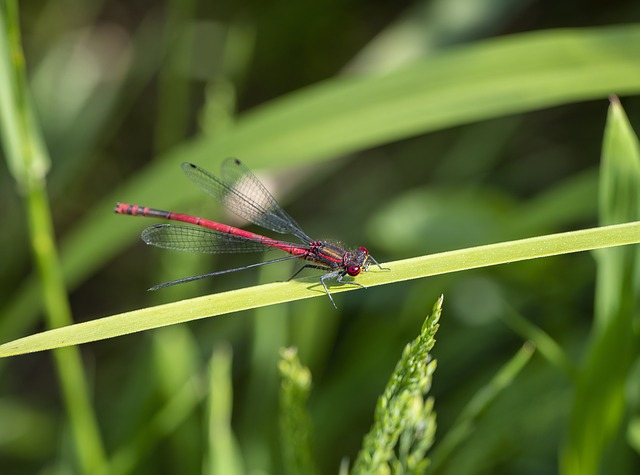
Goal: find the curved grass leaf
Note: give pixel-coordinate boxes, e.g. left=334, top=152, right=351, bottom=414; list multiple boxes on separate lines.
left=0, top=4, right=107, bottom=474
left=0, top=221, right=638, bottom=357
left=561, top=99, right=640, bottom=475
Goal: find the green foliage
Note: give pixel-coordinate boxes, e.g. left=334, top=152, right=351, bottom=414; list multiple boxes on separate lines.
left=561, top=99, right=640, bottom=475
left=351, top=297, right=440, bottom=475
left=1, top=1, right=640, bottom=474
left=2, top=23, right=640, bottom=346
left=429, top=341, right=536, bottom=472
left=0, top=3, right=106, bottom=474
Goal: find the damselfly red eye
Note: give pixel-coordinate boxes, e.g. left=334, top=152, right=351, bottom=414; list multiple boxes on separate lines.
left=347, top=265, right=361, bottom=276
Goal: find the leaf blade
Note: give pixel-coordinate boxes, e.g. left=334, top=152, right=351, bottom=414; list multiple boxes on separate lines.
left=1, top=221, right=638, bottom=357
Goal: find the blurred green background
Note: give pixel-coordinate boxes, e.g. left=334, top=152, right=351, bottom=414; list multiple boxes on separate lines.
left=1, top=0, right=640, bottom=474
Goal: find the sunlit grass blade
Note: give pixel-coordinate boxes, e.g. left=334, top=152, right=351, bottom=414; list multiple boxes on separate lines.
left=0, top=3, right=107, bottom=473
left=0, top=221, right=639, bottom=357
left=561, top=98, right=640, bottom=475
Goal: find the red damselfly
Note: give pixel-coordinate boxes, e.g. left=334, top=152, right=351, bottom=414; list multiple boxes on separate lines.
left=115, top=159, right=386, bottom=307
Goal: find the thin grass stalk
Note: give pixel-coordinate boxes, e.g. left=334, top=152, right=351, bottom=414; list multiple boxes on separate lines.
left=0, top=2, right=107, bottom=473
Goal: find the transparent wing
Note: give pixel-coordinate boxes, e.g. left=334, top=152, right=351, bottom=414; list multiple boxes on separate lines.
left=181, top=159, right=312, bottom=243
left=141, top=224, right=280, bottom=253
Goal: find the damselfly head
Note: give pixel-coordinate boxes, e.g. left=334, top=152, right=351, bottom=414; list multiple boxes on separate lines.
left=344, top=246, right=370, bottom=276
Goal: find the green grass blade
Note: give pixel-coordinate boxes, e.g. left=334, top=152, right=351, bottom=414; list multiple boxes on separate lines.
left=561, top=99, right=640, bottom=475
left=0, top=221, right=638, bottom=357
left=0, top=3, right=107, bottom=473
left=0, top=1, right=49, bottom=186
